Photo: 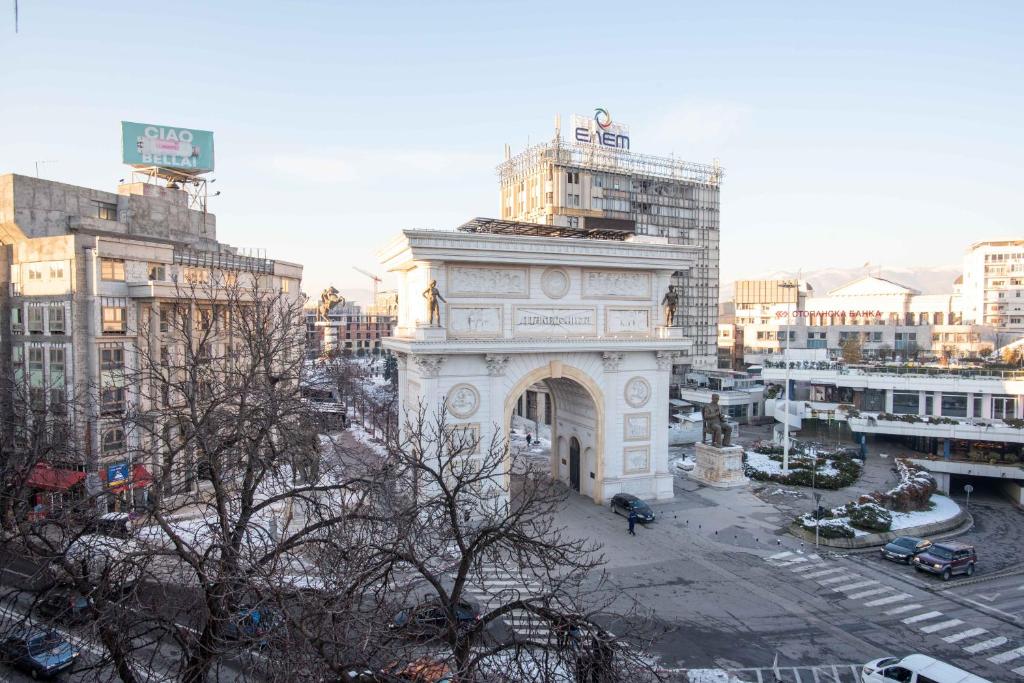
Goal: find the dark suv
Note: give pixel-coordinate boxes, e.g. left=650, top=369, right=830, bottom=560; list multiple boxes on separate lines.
left=912, top=541, right=977, bottom=580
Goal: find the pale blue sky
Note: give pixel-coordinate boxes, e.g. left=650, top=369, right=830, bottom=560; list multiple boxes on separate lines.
left=3, top=1, right=1021, bottom=302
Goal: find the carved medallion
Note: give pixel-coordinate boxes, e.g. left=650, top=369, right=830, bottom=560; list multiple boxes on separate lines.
left=446, top=383, right=480, bottom=419
left=541, top=268, right=571, bottom=299
left=624, top=376, right=651, bottom=408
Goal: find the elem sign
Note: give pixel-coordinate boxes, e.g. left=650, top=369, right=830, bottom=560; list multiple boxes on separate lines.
left=121, top=121, right=215, bottom=173
left=571, top=112, right=629, bottom=150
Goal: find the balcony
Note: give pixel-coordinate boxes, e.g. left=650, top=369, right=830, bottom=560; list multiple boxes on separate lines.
left=847, top=413, right=1024, bottom=443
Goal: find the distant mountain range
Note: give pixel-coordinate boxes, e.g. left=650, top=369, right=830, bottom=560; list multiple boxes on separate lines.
left=721, top=265, right=962, bottom=301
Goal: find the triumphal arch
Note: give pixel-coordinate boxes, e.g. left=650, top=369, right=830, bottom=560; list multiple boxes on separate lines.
left=379, top=219, right=697, bottom=503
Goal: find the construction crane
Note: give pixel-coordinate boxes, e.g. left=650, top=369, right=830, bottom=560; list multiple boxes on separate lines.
left=353, top=266, right=382, bottom=310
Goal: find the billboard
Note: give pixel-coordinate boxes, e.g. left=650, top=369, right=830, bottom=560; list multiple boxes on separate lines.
left=106, top=462, right=130, bottom=489
left=121, top=121, right=215, bottom=173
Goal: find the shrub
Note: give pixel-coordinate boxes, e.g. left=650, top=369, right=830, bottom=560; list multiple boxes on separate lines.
left=865, top=459, right=935, bottom=512
left=798, top=515, right=855, bottom=538
left=848, top=502, right=892, bottom=532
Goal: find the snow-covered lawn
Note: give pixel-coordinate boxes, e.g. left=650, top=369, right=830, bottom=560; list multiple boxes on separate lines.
left=889, top=494, right=960, bottom=530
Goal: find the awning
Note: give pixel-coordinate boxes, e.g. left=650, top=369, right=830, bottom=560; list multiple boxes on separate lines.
left=26, top=463, right=86, bottom=491
left=99, top=464, right=153, bottom=493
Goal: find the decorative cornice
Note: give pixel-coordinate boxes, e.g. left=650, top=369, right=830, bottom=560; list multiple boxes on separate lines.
left=656, top=351, right=681, bottom=370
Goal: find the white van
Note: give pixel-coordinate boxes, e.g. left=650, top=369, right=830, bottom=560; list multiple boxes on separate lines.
left=862, top=654, right=992, bottom=683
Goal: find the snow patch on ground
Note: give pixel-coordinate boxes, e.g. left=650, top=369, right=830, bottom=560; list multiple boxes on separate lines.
left=890, top=494, right=961, bottom=530
left=686, top=670, right=746, bottom=683
left=350, top=422, right=388, bottom=458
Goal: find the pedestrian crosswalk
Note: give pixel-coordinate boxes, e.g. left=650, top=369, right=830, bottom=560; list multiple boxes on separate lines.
left=764, top=550, right=1024, bottom=678
left=457, top=564, right=550, bottom=639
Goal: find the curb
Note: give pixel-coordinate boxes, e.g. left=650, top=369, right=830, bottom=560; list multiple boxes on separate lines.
left=787, top=508, right=969, bottom=549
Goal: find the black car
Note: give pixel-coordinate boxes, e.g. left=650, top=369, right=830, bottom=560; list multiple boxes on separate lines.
left=36, top=586, right=94, bottom=624
left=880, top=536, right=932, bottom=564
left=389, top=599, right=480, bottom=636
left=0, top=628, right=79, bottom=679
left=610, top=493, right=655, bottom=523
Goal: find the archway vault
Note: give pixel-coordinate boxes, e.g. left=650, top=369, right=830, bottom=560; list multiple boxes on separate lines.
left=503, top=362, right=605, bottom=503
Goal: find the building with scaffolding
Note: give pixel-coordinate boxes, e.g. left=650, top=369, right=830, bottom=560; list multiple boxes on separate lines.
left=497, top=114, right=723, bottom=373
left=0, top=172, right=302, bottom=513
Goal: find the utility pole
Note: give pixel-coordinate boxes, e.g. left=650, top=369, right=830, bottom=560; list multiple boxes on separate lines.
left=780, top=280, right=798, bottom=473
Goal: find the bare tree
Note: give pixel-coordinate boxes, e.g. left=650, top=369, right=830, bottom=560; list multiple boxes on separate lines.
left=353, top=403, right=665, bottom=681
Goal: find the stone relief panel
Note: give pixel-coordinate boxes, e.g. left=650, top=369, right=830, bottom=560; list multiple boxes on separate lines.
left=606, top=307, right=652, bottom=336
left=447, top=305, right=502, bottom=338
left=582, top=269, right=651, bottom=300
left=446, top=383, right=480, bottom=419
left=512, top=306, right=597, bottom=337
left=623, top=413, right=651, bottom=441
left=623, top=446, right=650, bottom=474
left=447, top=265, right=529, bottom=297
left=448, top=423, right=480, bottom=455
left=624, top=376, right=651, bottom=408
left=540, top=267, right=571, bottom=299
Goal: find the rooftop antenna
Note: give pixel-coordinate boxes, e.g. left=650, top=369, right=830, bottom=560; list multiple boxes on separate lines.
left=13, top=0, right=18, bottom=33
left=555, top=113, right=561, bottom=141
left=34, top=160, right=57, bottom=178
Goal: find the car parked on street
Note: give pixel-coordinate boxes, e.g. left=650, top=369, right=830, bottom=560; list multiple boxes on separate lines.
left=389, top=598, right=480, bottom=637
left=610, top=493, right=655, bottom=523
left=224, top=606, right=284, bottom=646
left=0, top=627, right=80, bottom=679
left=912, top=541, right=977, bottom=580
left=880, top=536, right=932, bottom=564
left=35, top=586, right=94, bottom=625
left=861, top=653, right=990, bottom=682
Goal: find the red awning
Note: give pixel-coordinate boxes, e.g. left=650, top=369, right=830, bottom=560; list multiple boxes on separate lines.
left=99, top=464, right=153, bottom=493
left=26, top=463, right=86, bottom=492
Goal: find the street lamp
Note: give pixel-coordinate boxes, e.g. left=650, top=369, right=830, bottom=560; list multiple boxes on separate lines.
left=779, top=280, right=799, bottom=473
left=813, top=491, right=822, bottom=549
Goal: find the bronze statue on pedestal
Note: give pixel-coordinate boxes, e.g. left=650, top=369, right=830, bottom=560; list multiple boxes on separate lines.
left=317, top=286, right=345, bottom=322
left=423, top=279, right=446, bottom=327
left=702, top=393, right=733, bottom=447
left=661, top=285, right=679, bottom=327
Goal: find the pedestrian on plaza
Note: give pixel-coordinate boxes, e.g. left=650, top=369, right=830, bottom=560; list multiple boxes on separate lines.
left=526, top=432, right=533, bottom=447
left=627, top=509, right=637, bottom=536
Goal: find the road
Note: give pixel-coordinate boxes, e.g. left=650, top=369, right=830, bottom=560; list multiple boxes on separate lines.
left=553, top=476, right=1024, bottom=682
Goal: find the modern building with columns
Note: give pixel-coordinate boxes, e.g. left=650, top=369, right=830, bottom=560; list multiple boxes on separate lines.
left=0, top=173, right=302, bottom=508
left=761, top=349, right=1024, bottom=502
left=379, top=218, right=696, bottom=503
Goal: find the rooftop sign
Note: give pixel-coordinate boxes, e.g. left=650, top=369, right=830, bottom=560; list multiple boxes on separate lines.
left=121, top=121, right=215, bottom=174
left=572, top=108, right=629, bottom=150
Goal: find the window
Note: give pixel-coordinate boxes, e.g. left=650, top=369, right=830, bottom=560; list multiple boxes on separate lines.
left=148, top=263, right=166, bottom=281
left=184, top=267, right=209, bottom=284
left=993, top=395, right=1016, bottom=420
left=280, top=278, right=291, bottom=294
left=95, top=201, right=118, bottom=221
left=892, top=391, right=920, bottom=415
left=11, top=307, right=23, bottom=334
left=100, top=346, right=124, bottom=371
left=27, top=307, right=44, bottom=334
left=941, top=393, right=967, bottom=417
left=100, top=258, right=125, bottom=281
left=49, top=348, right=65, bottom=409
left=566, top=171, right=579, bottom=184
left=196, top=306, right=213, bottom=331
left=101, top=428, right=125, bottom=453
left=27, top=266, right=42, bottom=280
left=48, top=305, right=64, bottom=334
left=102, top=306, right=126, bottom=334
left=100, top=387, right=125, bottom=415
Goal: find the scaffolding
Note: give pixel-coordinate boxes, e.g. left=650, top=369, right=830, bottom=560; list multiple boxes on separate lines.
left=497, top=138, right=724, bottom=188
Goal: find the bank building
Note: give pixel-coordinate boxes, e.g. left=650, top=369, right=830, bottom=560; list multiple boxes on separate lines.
left=380, top=217, right=699, bottom=503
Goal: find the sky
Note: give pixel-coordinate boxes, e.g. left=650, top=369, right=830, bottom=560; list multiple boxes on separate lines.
left=2, top=1, right=1022, bottom=304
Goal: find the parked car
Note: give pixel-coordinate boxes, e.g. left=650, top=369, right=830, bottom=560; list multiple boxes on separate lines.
left=35, top=586, right=94, bottom=624
left=389, top=598, right=480, bottom=636
left=880, top=536, right=932, bottom=564
left=610, top=493, right=655, bottom=523
left=0, top=627, right=80, bottom=679
left=85, top=512, right=134, bottom=539
left=861, top=653, right=991, bottom=682
left=224, top=606, right=284, bottom=646
left=912, top=541, right=977, bottom=580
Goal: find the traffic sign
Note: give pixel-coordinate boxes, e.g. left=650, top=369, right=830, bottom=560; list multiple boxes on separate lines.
left=964, top=484, right=974, bottom=494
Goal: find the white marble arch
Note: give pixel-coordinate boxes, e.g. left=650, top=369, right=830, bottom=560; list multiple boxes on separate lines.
left=379, top=227, right=697, bottom=504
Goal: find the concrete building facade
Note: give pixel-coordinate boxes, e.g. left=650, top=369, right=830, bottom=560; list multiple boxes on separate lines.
left=0, top=173, right=302, bottom=509
left=960, top=240, right=1024, bottom=334
left=498, top=116, right=723, bottom=374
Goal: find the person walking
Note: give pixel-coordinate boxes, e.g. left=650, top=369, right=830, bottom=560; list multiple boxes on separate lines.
left=628, top=509, right=637, bottom=536
left=526, top=432, right=533, bottom=447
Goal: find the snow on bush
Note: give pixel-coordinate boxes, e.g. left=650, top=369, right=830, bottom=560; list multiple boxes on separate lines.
left=845, top=501, right=893, bottom=532
left=797, top=515, right=856, bottom=538
left=865, top=459, right=936, bottom=512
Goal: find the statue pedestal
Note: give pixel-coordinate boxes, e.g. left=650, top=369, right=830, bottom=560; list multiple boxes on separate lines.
left=690, top=443, right=749, bottom=488
left=414, top=323, right=447, bottom=341
left=656, top=326, right=685, bottom=339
